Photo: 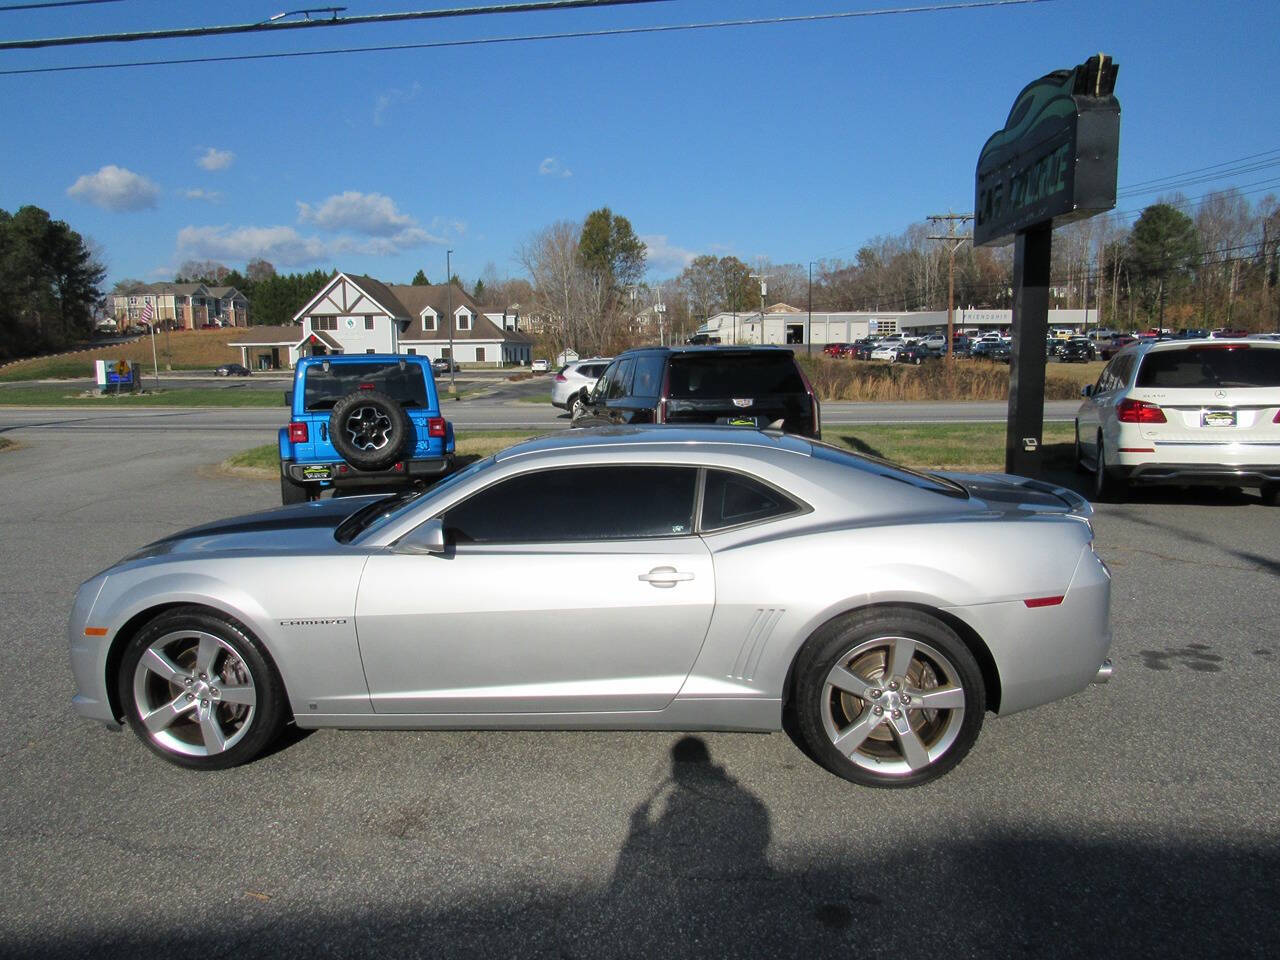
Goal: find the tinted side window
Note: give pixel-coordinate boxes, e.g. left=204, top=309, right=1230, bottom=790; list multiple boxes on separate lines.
left=701, top=470, right=800, bottom=531
left=443, top=466, right=697, bottom=544
left=303, top=363, right=429, bottom=411
left=631, top=355, right=666, bottom=397
left=592, top=360, right=621, bottom=399
left=606, top=359, right=636, bottom=399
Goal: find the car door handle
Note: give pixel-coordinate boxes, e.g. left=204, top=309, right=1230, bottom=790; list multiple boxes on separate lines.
left=638, top=566, right=694, bottom=588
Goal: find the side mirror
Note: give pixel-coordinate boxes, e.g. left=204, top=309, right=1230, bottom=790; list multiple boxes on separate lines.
left=1081, top=384, right=1094, bottom=397
left=392, top=517, right=447, bottom=555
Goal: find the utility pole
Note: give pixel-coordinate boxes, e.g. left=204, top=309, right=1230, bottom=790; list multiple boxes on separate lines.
left=446, top=249, right=456, bottom=397
left=749, top=271, right=770, bottom=345
left=928, top=211, right=973, bottom=358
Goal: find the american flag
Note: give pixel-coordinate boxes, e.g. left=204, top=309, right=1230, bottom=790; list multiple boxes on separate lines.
left=140, top=301, right=153, bottom=324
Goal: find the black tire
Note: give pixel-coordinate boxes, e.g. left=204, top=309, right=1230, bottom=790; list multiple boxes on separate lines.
left=119, top=607, right=287, bottom=770
left=328, top=389, right=411, bottom=471
left=1092, top=433, right=1120, bottom=503
left=280, top=473, right=311, bottom=505
left=570, top=392, right=590, bottom=419
left=793, top=608, right=985, bottom=788
left=1261, top=483, right=1279, bottom=506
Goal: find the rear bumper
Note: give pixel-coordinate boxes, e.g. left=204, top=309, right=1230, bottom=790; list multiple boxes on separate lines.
left=284, top=457, right=453, bottom=486
left=1117, top=462, right=1280, bottom=487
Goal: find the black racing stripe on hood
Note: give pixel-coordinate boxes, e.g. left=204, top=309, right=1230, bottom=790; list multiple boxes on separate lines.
left=154, top=497, right=382, bottom=544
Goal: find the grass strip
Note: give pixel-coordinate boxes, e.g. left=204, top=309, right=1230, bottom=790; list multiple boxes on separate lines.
left=0, top=386, right=286, bottom=407
left=224, top=423, right=1078, bottom=479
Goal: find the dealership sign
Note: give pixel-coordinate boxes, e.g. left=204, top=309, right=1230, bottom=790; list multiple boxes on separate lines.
left=974, top=55, right=1120, bottom=247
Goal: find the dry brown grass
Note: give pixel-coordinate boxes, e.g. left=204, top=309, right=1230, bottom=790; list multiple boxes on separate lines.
left=798, top=356, right=1090, bottom=402
left=0, top=329, right=251, bottom=380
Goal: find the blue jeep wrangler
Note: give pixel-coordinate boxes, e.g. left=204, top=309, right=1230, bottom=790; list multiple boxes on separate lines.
left=278, top=354, right=454, bottom=504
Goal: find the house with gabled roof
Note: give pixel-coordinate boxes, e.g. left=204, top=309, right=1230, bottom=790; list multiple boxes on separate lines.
left=227, top=271, right=533, bottom=369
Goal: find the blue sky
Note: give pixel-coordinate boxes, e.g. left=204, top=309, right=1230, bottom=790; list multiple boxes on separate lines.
left=2, top=0, right=1277, bottom=289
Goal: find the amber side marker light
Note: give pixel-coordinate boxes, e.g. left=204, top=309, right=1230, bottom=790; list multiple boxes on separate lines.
left=84, top=627, right=109, bottom=637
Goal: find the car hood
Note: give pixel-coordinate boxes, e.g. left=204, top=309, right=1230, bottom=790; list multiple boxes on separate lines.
left=126, top=495, right=387, bottom=560
left=939, top=472, right=1092, bottom=518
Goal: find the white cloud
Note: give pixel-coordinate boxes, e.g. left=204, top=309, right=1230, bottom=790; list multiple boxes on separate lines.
left=296, top=191, right=443, bottom=251
left=197, top=148, right=235, bottom=171
left=640, top=234, right=697, bottom=273
left=177, top=224, right=329, bottom=267
left=538, top=157, right=572, bottom=179
left=183, top=188, right=222, bottom=203
left=66, top=165, right=160, bottom=212
left=297, top=191, right=418, bottom=236
left=373, top=81, right=421, bottom=126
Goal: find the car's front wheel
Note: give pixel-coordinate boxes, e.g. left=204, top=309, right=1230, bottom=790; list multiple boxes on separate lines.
left=793, top=608, right=984, bottom=788
left=119, top=607, right=287, bottom=769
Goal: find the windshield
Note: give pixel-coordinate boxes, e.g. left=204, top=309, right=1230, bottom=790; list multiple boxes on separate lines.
left=303, top=363, right=431, bottom=411
left=334, top=455, right=498, bottom=543
left=1135, top=345, right=1280, bottom=389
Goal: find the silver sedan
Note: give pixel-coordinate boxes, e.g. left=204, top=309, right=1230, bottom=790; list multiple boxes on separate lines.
left=68, top=426, right=1112, bottom=787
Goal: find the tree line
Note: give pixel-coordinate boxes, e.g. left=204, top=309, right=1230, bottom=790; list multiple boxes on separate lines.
left=0, top=206, right=104, bottom=361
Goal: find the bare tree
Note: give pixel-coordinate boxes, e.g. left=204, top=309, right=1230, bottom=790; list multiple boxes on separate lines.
left=518, top=221, right=583, bottom=354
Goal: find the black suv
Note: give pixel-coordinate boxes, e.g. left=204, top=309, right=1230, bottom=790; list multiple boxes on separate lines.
left=573, top=346, right=821, bottom=438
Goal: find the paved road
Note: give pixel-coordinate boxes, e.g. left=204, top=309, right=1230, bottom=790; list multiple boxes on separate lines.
left=0, top=414, right=1276, bottom=958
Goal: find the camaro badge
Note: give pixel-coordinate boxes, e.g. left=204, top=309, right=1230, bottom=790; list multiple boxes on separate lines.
left=732, top=398, right=754, bottom=408
left=280, top=618, right=348, bottom=627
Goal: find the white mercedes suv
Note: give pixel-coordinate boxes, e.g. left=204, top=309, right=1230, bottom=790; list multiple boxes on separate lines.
left=1075, top=338, right=1280, bottom=503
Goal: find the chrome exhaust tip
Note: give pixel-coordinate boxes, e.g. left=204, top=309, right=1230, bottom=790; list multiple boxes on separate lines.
left=1092, top=658, right=1114, bottom=684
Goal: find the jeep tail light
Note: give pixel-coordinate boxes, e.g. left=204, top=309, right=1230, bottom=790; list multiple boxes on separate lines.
left=288, top=422, right=309, bottom=442
left=427, top=416, right=446, bottom=438
left=1116, top=398, right=1166, bottom=424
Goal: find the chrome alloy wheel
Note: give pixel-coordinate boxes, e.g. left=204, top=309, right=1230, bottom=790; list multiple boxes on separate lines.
left=819, top=635, right=966, bottom=777
left=344, top=405, right=394, bottom=452
left=131, top=630, right=257, bottom=758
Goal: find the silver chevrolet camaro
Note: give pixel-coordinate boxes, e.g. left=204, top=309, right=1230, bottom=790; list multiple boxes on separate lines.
left=68, top=426, right=1113, bottom=787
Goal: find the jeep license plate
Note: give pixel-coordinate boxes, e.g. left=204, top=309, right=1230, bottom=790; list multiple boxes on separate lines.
left=1201, top=410, right=1236, bottom=427
left=301, top=465, right=333, bottom=480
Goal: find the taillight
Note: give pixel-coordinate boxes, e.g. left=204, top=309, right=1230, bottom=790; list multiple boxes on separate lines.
left=1116, top=398, right=1166, bottom=424
left=427, top=417, right=446, bottom=438
left=1273, top=409, right=1280, bottom=424
left=795, top=361, right=822, bottom=437
left=656, top=398, right=666, bottom=424
left=288, top=422, right=309, bottom=442
left=554, top=373, right=567, bottom=382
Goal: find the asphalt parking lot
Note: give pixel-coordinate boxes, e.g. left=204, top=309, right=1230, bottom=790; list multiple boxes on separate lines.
left=1, top=409, right=1277, bottom=959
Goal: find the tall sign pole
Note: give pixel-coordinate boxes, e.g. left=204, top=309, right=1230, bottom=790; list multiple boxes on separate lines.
left=974, top=53, right=1121, bottom=476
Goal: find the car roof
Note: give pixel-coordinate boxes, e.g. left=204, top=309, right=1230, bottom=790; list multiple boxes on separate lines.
left=1113, top=337, right=1279, bottom=360
left=494, top=425, right=813, bottom=464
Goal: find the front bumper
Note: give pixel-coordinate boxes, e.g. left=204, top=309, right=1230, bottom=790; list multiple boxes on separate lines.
left=284, top=456, right=453, bottom=487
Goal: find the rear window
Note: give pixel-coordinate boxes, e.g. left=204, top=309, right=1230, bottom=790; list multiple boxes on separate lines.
left=1135, top=346, right=1280, bottom=389
left=302, top=363, right=431, bottom=411
left=667, top=353, right=803, bottom=398
left=809, top=441, right=967, bottom=498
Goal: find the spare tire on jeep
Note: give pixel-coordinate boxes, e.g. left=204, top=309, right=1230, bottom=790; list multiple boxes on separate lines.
left=329, top=389, right=411, bottom=471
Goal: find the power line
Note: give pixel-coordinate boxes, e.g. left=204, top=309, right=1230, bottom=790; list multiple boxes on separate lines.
left=0, top=0, right=122, bottom=11
left=0, top=0, right=1058, bottom=73
left=0, top=0, right=675, bottom=51
left=1117, top=147, right=1280, bottom=193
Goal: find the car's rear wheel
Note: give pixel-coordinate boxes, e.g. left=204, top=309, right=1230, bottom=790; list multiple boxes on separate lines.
left=569, top=393, right=587, bottom=419
left=794, top=608, right=984, bottom=788
left=1093, top=433, right=1120, bottom=502
left=119, top=607, right=286, bottom=770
